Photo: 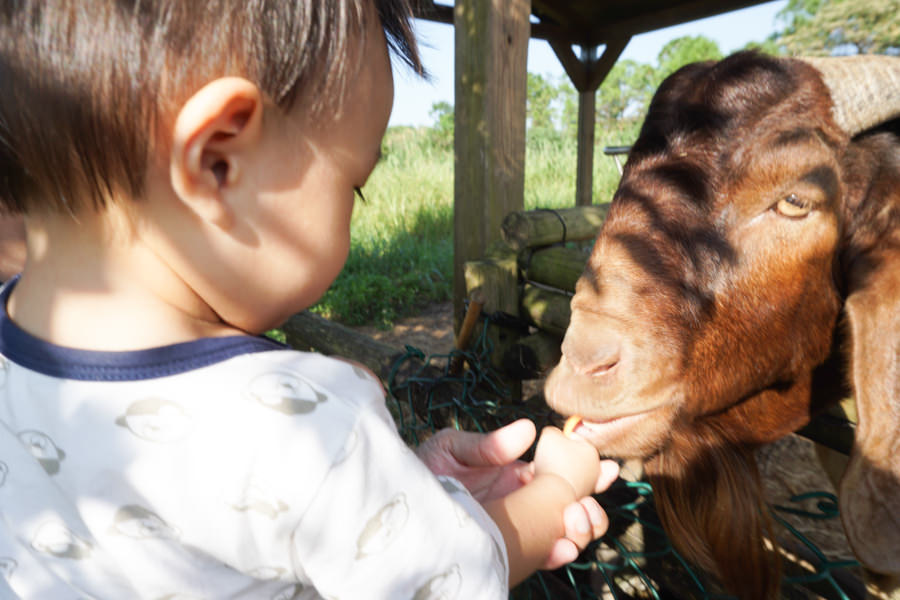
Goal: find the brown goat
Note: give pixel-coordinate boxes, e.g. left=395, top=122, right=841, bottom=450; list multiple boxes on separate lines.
left=544, top=51, right=900, bottom=600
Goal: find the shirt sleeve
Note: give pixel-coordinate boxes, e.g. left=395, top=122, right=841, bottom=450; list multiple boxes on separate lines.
left=287, top=395, right=509, bottom=599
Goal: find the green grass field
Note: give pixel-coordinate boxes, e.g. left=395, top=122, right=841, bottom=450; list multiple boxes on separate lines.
left=310, top=121, right=639, bottom=328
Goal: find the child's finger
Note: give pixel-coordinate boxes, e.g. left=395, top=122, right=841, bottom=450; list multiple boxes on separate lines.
left=482, top=418, right=536, bottom=464
left=562, top=501, right=592, bottom=550
left=594, top=459, right=620, bottom=494
left=515, top=462, right=535, bottom=486
left=456, top=418, right=535, bottom=467
left=579, top=496, right=610, bottom=539
left=540, top=538, right=579, bottom=571
left=542, top=498, right=612, bottom=571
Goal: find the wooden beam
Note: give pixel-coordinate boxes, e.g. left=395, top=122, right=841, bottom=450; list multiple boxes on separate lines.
left=453, top=0, right=530, bottom=328
left=414, top=1, right=569, bottom=42
left=547, top=39, right=586, bottom=91
left=413, top=1, right=453, bottom=25
left=550, top=38, right=628, bottom=205
left=550, top=36, right=629, bottom=92
left=585, top=37, right=629, bottom=92
left=598, top=0, right=770, bottom=38
left=575, top=87, right=595, bottom=206
left=527, top=0, right=772, bottom=47
left=415, top=1, right=773, bottom=48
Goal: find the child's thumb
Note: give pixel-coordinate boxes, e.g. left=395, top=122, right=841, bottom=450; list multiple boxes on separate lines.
left=483, top=418, right=536, bottom=464
left=594, top=459, right=620, bottom=494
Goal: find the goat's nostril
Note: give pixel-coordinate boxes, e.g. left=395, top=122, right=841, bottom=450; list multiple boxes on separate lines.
left=561, top=335, right=621, bottom=377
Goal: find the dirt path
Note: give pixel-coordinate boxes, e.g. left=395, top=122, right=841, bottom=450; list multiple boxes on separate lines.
left=353, top=301, right=456, bottom=356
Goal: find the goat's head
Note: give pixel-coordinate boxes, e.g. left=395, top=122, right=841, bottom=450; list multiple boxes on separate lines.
left=545, top=51, right=900, bottom=598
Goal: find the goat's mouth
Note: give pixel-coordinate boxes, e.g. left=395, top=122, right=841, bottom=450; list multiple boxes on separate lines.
left=562, top=403, right=679, bottom=458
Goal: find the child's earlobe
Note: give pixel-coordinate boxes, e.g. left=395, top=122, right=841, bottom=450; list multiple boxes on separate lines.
left=169, top=77, right=263, bottom=229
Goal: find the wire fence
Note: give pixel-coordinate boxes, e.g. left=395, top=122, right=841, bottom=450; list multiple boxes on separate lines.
left=385, top=311, right=865, bottom=600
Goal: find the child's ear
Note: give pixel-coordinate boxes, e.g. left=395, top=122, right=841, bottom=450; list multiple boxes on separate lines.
left=169, top=77, right=263, bottom=229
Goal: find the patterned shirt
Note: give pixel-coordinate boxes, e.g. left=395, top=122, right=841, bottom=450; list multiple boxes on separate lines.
left=0, top=279, right=508, bottom=599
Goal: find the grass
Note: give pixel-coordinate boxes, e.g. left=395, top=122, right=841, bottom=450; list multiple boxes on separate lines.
left=310, top=127, right=453, bottom=328
left=310, top=120, right=640, bottom=329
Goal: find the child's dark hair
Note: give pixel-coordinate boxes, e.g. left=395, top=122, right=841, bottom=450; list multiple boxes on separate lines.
left=0, top=0, right=422, bottom=215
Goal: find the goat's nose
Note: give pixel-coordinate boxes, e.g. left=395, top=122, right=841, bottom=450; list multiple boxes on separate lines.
left=560, top=330, right=621, bottom=376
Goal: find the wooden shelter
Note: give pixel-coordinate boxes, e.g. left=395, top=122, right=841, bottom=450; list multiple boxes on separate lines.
left=412, top=0, right=774, bottom=322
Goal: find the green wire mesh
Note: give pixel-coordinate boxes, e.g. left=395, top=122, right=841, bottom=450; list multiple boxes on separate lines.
left=385, top=312, right=865, bottom=600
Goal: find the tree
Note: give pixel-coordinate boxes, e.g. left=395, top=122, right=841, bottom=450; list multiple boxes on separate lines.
left=428, top=101, right=454, bottom=150
left=557, top=78, right=579, bottom=138
left=593, top=36, right=721, bottom=129
left=595, top=59, right=656, bottom=123
left=775, top=0, right=900, bottom=56
left=653, top=35, right=724, bottom=87
left=527, top=72, right=558, bottom=131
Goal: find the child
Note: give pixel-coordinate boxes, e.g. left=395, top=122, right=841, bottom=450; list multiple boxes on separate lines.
left=0, top=1, right=619, bottom=597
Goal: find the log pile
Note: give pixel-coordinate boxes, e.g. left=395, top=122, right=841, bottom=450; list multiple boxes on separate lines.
left=463, top=205, right=609, bottom=382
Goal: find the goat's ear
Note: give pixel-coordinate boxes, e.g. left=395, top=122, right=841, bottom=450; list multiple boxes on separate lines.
left=646, top=425, right=780, bottom=600
left=839, top=241, right=900, bottom=576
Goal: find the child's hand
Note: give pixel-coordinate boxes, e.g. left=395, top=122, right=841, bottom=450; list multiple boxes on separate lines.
left=416, top=419, right=536, bottom=502
left=541, top=463, right=619, bottom=569
left=530, top=427, right=619, bottom=568
left=532, top=426, right=608, bottom=499
left=435, top=423, right=620, bottom=585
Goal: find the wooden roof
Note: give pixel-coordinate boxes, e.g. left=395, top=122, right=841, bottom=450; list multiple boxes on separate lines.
left=416, top=0, right=775, bottom=47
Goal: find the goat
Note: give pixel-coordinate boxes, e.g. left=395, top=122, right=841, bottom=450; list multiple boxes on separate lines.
left=544, top=51, right=900, bottom=600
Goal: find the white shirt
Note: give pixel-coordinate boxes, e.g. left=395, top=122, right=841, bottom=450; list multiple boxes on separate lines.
left=0, top=279, right=508, bottom=599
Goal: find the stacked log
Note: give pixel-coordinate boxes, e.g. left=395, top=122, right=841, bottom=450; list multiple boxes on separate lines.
left=501, top=205, right=608, bottom=251
left=463, top=205, right=609, bottom=381
left=523, top=245, right=589, bottom=292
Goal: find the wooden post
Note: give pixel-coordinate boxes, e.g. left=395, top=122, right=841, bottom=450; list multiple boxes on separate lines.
left=464, top=242, right=525, bottom=401
left=574, top=45, right=598, bottom=207
left=575, top=86, right=596, bottom=206
left=550, top=37, right=629, bottom=207
left=453, top=0, right=530, bottom=328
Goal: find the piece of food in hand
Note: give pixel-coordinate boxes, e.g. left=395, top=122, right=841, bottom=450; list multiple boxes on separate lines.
left=563, top=415, right=583, bottom=438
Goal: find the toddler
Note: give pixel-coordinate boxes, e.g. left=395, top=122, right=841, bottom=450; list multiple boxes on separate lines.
left=0, top=1, right=618, bottom=597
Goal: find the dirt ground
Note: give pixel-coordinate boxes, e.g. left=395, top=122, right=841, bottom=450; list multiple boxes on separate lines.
left=353, top=301, right=876, bottom=598
left=354, top=301, right=456, bottom=356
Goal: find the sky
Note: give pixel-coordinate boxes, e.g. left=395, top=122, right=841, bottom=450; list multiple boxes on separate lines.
left=389, top=0, right=788, bottom=127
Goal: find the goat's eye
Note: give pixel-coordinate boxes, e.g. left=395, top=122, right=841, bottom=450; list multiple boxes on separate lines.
left=775, top=194, right=811, bottom=218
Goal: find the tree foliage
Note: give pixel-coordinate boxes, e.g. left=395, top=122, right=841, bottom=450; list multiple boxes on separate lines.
left=428, top=100, right=454, bottom=150
left=775, top=0, right=900, bottom=56
left=594, top=35, right=723, bottom=129
left=655, top=35, right=724, bottom=81
left=595, top=59, right=656, bottom=122
left=527, top=72, right=558, bottom=131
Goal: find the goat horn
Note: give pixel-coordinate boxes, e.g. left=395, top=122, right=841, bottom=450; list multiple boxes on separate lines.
left=800, top=55, right=900, bottom=136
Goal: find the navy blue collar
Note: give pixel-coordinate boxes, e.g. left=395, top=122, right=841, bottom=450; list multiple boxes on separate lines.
left=0, top=276, right=288, bottom=381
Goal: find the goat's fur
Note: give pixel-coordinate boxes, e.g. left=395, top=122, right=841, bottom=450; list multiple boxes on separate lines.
left=545, top=51, right=900, bottom=599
